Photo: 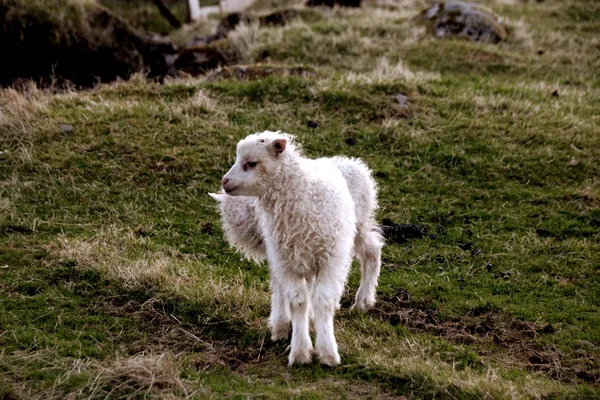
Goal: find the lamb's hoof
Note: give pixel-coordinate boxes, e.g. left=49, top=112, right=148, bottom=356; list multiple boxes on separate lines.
left=288, top=346, right=313, bottom=366
left=268, top=321, right=290, bottom=341
left=351, top=295, right=375, bottom=312
left=317, top=350, right=341, bottom=367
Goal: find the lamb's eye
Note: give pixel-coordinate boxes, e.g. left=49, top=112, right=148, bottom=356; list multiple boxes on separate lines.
left=247, top=161, right=257, bottom=168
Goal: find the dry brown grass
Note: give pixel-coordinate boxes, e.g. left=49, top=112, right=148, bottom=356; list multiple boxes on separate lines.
left=336, top=320, right=565, bottom=400
left=50, top=228, right=270, bottom=323
left=342, top=58, right=440, bottom=86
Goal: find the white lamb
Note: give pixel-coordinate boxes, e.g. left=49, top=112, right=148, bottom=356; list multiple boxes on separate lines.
left=209, top=131, right=383, bottom=366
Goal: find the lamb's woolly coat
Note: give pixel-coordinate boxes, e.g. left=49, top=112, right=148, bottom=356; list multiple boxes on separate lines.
left=211, top=156, right=379, bottom=263
left=258, top=155, right=356, bottom=277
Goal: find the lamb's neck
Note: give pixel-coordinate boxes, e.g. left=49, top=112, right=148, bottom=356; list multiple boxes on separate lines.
left=259, top=157, right=307, bottom=209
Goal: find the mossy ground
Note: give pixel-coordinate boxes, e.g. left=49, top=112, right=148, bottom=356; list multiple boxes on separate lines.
left=1, top=0, right=599, bottom=398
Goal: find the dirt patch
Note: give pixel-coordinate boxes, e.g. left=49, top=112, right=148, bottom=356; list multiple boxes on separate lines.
left=102, top=294, right=287, bottom=371
left=380, top=219, right=427, bottom=244
left=369, top=289, right=599, bottom=385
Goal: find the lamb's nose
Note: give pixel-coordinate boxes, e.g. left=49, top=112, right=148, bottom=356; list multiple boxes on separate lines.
left=222, top=178, right=229, bottom=186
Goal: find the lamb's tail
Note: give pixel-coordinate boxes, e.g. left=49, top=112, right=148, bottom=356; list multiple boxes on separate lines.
left=352, top=219, right=384, bottom=311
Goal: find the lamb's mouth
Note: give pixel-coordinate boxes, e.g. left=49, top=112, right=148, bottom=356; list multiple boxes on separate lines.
left=224, top=186, right=239, bottom=195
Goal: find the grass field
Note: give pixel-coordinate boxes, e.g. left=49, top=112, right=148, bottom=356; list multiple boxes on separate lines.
left=1, top=0, right=599, bottom=398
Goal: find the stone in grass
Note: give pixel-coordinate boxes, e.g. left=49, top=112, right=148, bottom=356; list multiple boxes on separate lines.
left=419, top=1, right=507, bottom=44
left=59, top=124, right=74, bottom=133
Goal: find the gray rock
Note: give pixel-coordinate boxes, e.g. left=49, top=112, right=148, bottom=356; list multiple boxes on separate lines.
left=59, top=124, right=74, bottom=133
left=419, top=1, right=507, bottom=43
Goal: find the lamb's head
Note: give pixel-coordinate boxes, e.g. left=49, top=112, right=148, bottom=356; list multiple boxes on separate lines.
left=221, top=131, right=298, bottom=196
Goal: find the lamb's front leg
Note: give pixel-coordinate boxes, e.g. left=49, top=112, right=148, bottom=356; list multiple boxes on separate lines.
left=285, top=274, right=313, bottom=365
left=312, top=256, right=351, bottom=366
left=268, top=273, right=290, bottom=341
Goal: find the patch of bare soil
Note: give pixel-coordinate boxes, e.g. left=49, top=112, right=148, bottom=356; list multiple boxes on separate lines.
left=366, top=289, right=599, bottom=385
left=102, top=295, right=287, bottom=371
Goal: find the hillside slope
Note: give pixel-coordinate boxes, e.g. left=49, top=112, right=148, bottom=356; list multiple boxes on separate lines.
left=1, top=0, right=599, bottom=398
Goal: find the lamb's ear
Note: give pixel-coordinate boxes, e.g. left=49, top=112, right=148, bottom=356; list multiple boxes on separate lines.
left=208, top=192, right=225, bottom=203
left=270, top=138, right=287, bottom=156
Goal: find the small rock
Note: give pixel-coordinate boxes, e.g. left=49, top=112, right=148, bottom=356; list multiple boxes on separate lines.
left=567, top=157, right=580, bottom=167
left=306, top=120, right=320, bottom=129
left=551, top=90, right=559, bottom=97
left=59, top=124, right=74, bottom=133
left=395, top=93, right=409, bottom=109
left=345, top=137, right=356, bottom=146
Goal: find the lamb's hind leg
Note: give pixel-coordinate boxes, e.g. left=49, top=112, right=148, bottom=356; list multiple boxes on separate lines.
left=353, top=222, right=384, bottom=312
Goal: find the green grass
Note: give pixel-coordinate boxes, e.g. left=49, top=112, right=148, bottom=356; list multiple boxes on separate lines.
left=1, top=0, right=599, bottom=398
